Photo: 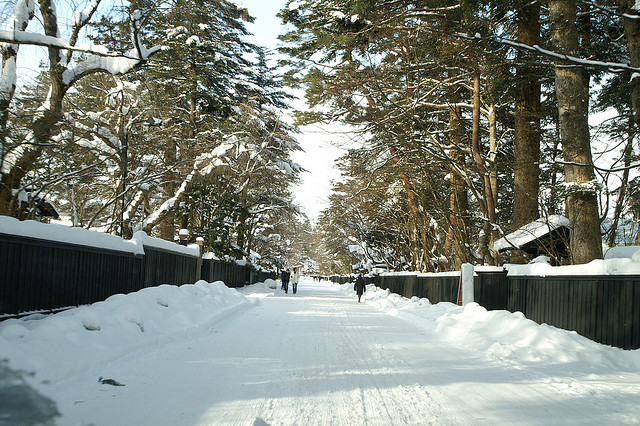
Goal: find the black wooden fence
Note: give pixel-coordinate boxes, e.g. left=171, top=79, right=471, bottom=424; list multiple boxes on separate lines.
left=0, top=232, right=275, bottom=317
left=507, top=274, right=640, bottom=350
left=330, top=269, right=640, bottom=350
left=200, top=259, right=276, bottom=288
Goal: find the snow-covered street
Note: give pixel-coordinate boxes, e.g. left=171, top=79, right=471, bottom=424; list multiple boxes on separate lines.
left=2, top=277, right=640, bottom=425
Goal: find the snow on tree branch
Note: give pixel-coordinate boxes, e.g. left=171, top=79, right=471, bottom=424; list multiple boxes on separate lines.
left=63, top=10, right=161, bottom=86
left=69, top=0, right=100, bottom=47
left=62, top=44, right=162, bottom=86
left=0, top=30, right=158, bottom=59
left=471, top=33, right=640, bottom=74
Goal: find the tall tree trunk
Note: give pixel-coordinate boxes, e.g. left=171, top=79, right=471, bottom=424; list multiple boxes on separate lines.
left=513, top=0, right=541, bottom=233
left=617, top=1, right=640, bottom=247
left=470, top=72, right=497, bottom=265
left=0, top=0, right=66, bottom=217
left=487, top=105, right=498, bottom=211
left=0, top=1, right=35, bottom=216
left=236, top=185, right=249, bottom=256
left=549, top=0, right=602, bottom=264
left=618, top=0, right=640, bottom=129
left=160, top=140, right=178, bottom=240
left=446, top=104, right=470, bottom=270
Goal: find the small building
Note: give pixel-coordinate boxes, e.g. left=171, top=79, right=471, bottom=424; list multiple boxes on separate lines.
left=494, top=215, right=570, bottom=264
left=14, top=188, right=60, bottom=223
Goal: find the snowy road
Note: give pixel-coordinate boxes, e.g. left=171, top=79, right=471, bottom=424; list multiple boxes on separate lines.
left=23, top=278, right=640, bottom=425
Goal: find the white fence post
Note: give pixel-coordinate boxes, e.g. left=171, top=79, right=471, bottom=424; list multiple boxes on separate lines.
left=461, top=263, right=474, bottom=305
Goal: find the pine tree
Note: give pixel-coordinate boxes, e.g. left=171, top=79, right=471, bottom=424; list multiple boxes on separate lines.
left=548, top=0, right=602, bottom=263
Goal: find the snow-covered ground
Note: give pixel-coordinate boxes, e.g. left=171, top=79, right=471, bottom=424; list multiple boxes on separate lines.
left=1, top=277, right=639, bottom=425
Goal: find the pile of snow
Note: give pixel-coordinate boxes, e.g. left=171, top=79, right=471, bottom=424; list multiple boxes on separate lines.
left=3, top=275, right=639, bottom=395
left=263, top=278, right=278, bottom=289
left=237, top=280, right=279, bottom=298
left=0, top=281, right=253, bottom=384
left=131, top=231, right=199, bottom=256
left=334, top=283, right=640, bottom=371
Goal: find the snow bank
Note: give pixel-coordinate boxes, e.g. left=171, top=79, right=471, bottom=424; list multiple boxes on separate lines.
left=237, top=280, right=278, bottom=298
left=0, top=281, right=253, bottom=384
left=334, top=283, right=640, bottom=372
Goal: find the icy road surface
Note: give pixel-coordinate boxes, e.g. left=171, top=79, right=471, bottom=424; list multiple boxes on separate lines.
left=33, top=279, right=640, bottom=425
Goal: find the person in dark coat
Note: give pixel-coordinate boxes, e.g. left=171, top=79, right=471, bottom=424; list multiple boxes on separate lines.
left=354, top=273, right=366, bottom=302
left=281, top=268, right=291, bottom=293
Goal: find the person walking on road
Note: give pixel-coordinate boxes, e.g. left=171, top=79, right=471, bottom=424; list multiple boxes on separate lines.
left=281, top=268, right=291, bottom=293
left=291, top=267, right=301, bottom=294
left=354, top=272, right=366, bottom=302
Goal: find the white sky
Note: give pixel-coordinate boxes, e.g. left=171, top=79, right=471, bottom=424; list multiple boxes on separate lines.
left=238, top=0, right=347, bottom=224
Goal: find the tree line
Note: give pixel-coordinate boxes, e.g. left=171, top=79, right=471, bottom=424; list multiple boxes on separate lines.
left=0, top=0, right=310, bottom=270
left=3, top=1, right=640, bottom=276
left=278, top=0, right=640, bottom=273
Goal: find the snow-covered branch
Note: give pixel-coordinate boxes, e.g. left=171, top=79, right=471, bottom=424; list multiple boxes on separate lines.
left=0, top=31, right=142, bottom=58
left=473, top=33, right=640, bottom=74
left=69, top=0, right=100, bottom=47
left=62, top=44, right=162, bottom=86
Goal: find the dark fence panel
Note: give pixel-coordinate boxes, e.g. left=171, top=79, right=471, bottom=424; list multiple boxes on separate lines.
left=376, top=274, right=408, bottom=296
left=474, top=270, right=509, bottom=311
left=372, top=273, right=459, bottom=303
left=143, top=246, right=197, bottom=288
left=1, top=232, right=275, bottom=317
left=201, top=259, right=264, bottom=288
left=258, top=270, right=277, bottom=283
left=507, top=275, right=640, bottom=350
left=0, top=233, right=144, bottom=315
left=415, top=274, right=459, bottom=304
left=329, top=274, right=354, bottom=284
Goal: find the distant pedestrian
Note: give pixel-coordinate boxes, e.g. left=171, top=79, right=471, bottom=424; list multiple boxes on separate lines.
left=291, top=267, right=301, bottom=294
left=354, top=273, right=366, bottom=302
left=281, top=269, right=291, bottom=293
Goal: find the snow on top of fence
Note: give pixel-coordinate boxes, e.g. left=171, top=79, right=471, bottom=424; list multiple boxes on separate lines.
left=131, top=231, right=199, bottom=257
left=603, top=246, right=640, bottom=260
left=0, top=216, right=144, bottom=255
left=0, top=216, right=200, bottom=257
left=506, top=248, right=640, bottom=276
left=202, top=252, right=220, bottom=260
left=375, top=271, right=461, bottom=278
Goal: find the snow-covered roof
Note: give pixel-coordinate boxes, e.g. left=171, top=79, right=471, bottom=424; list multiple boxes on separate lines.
left=494, top=215, right=569, bottom=252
